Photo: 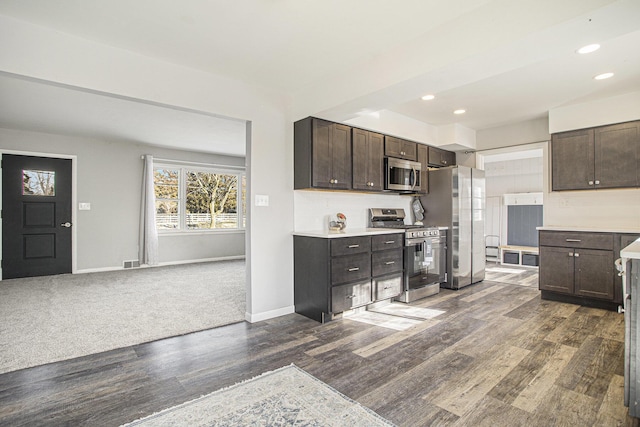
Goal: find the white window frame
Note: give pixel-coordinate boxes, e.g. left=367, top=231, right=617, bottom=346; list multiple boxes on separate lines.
left=154, top=161, right=246, bottom=234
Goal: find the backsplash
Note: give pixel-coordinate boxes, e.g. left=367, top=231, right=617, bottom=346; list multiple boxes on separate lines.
left=294, top=191, right=413, bottom=231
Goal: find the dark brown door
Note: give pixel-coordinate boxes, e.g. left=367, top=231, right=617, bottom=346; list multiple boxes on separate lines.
left=594, top=121, right=640, bottom=189
left=311, top=119, right=351, bottom=190
left=574, top=248, right=614, bottom=300
left=539, top=246, right=574, bottom=294
left=417, top=145, right=429, bottom=194
left=352, top=129, right=383, bottom=191
left=551, top=129, right=594, bottom=190
left=2, top=154, right=72, bottom=279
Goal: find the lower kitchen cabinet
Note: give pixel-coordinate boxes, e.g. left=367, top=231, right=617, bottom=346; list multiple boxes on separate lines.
left=539, top=230, right=617, bottom=308
left=294, top=233, right=403, bottom=322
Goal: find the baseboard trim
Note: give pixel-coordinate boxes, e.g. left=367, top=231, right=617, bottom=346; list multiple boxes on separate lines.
left=76, top=256, right=246, bottom=274
left=245, top=305, right=295, bottom=323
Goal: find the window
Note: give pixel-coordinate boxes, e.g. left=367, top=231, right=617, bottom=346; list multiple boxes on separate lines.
left=153, top=163, right=246, bottom=232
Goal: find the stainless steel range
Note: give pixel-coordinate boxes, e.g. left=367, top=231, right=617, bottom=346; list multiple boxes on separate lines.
left=369, top=208, right=447, bottom=303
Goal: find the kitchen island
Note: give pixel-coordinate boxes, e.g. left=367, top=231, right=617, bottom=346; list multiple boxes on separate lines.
left=621, top=238, right=640, bottom=418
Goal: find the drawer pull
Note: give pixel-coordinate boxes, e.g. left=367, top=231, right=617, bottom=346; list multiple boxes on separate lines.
left=384, top=261, right=395, bottom=265
left=348, top=244, right=360, bottom=248
left=346, top=294, right=356, bottom=299
left=348, top=267, right=360, bottom=272
left=574, top=253, right=580, bottom=257
left=383, top=286, right=392, bottom=290
left=566, top=239, right=581, bottom=242
left=569, top=252, right=573, bottom=257
left=384, top=240, right=396, bottom=244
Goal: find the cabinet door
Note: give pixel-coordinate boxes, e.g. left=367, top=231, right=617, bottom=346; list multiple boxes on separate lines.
left=331, top=123, right=352, bottom=189
left=428, top=146, right=454, bottom=167
left=352, top=129, right=383, bottom=191
left=385, top=136, right=416, bottom=160
left=594, top=121, right=640, bottom=189
left=539, top=246, right=574, bottom=294
left=417, top=145, right=429, bottom=194
left=311, top=119, right=351, bottom=189
left=551, top=129, right=594, bottom=191
left=574, top=248, right=614, bottom=300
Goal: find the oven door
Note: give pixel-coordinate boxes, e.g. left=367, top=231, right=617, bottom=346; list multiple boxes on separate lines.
left=404, top=236, right=445, bottom=290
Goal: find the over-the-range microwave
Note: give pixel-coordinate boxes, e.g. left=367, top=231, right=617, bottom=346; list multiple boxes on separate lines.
left=385, top=157, right=421, bottom=192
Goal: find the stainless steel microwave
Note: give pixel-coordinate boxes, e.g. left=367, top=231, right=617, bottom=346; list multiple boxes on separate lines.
left=385, top=157, right=421, bottom=192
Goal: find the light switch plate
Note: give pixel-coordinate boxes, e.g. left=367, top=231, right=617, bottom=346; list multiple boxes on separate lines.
left=255, top=195, right=269, bottom=207
left=79, top=202, right=91, bottom=210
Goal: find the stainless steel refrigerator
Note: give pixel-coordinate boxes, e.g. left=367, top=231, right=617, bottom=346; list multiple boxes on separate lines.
left=419, top=166, right=485, bottom=289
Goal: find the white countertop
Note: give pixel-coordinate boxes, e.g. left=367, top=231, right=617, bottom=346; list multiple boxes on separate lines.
left=621, top=238, right=640, bottom=260
left=293, top=228, right=405, bottom=239
left=538, top=226, right=640, bottom=234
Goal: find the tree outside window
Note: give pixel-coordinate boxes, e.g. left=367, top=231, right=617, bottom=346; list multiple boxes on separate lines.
left=153, top=165, right=245, bottom=231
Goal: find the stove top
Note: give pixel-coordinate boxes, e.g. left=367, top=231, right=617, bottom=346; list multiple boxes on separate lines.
left=369, top=208, right=441, bottom=236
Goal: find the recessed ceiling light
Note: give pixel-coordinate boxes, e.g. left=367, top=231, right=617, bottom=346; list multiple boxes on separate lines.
left=421, top=94, right=435, bottom=101
left=453, top=109, right=466, bottom=115
left=594, top=72, right=614, bottom=80
left=577, top=44, right=600, bottom=54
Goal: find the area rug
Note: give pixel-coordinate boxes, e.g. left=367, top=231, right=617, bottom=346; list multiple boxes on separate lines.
left=122, top=364, right=395, bottom=426
left=0, top=260, right=245, bottom=374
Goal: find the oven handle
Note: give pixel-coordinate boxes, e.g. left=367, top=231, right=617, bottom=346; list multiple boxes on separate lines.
left=409, top=167, right=416, bottom=190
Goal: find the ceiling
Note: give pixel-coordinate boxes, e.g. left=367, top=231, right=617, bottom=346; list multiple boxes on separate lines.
left=0, top=0, right=639, bottom=154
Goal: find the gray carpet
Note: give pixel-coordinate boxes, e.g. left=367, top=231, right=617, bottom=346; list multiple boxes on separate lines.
left=0, top=260, right=246, bottom=374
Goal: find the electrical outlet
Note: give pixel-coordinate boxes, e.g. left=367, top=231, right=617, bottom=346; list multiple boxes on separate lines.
left=255, top=195, right=269, bottom=206
left=79, top=202, right=91, bottom=210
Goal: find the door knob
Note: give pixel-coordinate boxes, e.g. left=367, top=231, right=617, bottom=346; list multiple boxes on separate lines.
left=61, top=222, right=72, bottom=228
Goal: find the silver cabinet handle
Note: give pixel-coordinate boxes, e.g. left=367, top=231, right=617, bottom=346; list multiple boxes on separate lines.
left=569, top=252, right=574, bottom=257
left=588, top=181, right=594, bottom=185
left=384, top=241, right=396, bottom=244
left=595, top=180, right=600, bottom=185
left=383, top=286, right=391, bottom=290
left=348, top=267, right=360, bottom=272
left=385, top=261, right=395, bottom=265
left=61, top=222, right=72, bottom=228
left=566, top=239, right=581, bottom=242
left=346, top=294, right=356, bottom=299
left=575, top=253, right=580, bottom=257
left=348, top=244, right=360, bottom=248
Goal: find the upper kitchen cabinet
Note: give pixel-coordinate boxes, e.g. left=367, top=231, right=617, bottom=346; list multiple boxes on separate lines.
left=551, top=129, right=594, bottom=190
left=417, top=144, right=429, bottom=194
left=352, top=128, right=384, bottom=191
left=294, top=117, right=352, bottom=190
left=594, top=121, right=640, bottom=189
left=551, top=120, right=640, bottom=191
left=427, top=146, right=456, bottom=168
left=385, top=135, right=417, bottom=161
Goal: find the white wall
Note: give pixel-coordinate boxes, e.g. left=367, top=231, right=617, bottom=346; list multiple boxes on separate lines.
left=0, top=15, right=293, bottom=322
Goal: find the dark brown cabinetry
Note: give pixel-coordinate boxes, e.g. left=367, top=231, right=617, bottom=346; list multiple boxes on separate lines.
left=294, top=117, right=352, bottom=190
left=551, top=120, right=640, bottom=191
left=417, top=144, right=429, bottom=194
left=539, top=230, right=616, bottom=307
left=294, top=233, right=403, bottom=322
left=427, top=146, right=456, bottom=168
left=385, top=135, right=417, bottom=161
left=352, top=128, right=384, bottom=191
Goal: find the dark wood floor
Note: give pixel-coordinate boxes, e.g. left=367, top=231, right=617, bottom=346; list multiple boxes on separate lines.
left=0, top=279, right=636, bottom=426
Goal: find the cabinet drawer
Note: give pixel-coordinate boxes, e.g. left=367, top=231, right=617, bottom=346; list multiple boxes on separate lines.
left=331, top=281, right=372, bottom=313
left=372, top=273, right=403, bottom=301
left=331, top=253, right=371, bottom=285
left=372, top=249, right=403, bottom=277
left=539, top=231, right=613, bottom=250
left=330, top=236, right=371, bottom=256
left=372, top=234, right=403, bottom=251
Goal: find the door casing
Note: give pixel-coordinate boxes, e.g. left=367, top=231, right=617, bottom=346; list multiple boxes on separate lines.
left=0, top=149, right=77, bottom=279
